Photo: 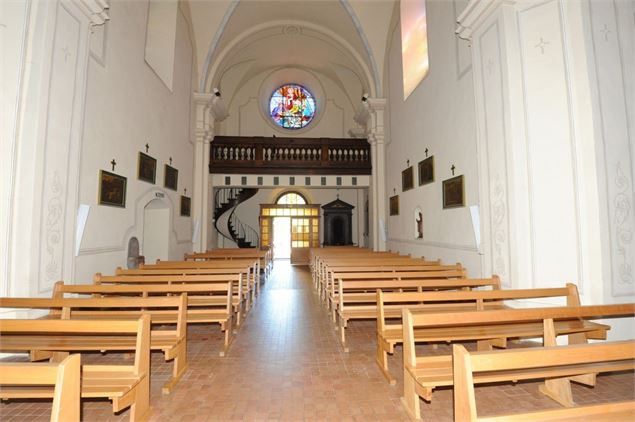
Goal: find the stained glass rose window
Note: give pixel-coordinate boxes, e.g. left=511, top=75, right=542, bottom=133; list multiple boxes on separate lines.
left=269, top=84, right=316, bottom=129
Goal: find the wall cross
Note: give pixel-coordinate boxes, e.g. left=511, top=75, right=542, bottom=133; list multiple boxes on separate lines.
left=110, top=159, right=117, bottom=171
left=451, top=165, right=456, bottom=176
left=145, top=143, right=149, bottom=153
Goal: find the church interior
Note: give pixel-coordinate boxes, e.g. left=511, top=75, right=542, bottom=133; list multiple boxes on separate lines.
left=1, top=0, right=634, bottom=420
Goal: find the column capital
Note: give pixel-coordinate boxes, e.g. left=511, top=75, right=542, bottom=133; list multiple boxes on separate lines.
left=193, top=92, right=214, bottom=106
left=456, top=0, right=516, bottom=40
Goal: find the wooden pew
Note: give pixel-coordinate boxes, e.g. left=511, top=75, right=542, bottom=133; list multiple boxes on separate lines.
left=330, top=268, right=469, bottom=318
left=0, top=317, right=151, bottom=422
left=400, top=304, right=634, bottom=420
left=335, top=275, right=496, bottom=351
left=185, top=247, right=273, bottom=277
left=313, top=253, right=414, bottom=291
left=0, top=354, right=81, bottom=422
left=453, top=341, right=635, bottom=421
left=376, top=283, right=581, bottom=384
left=95, top=272, right=245, bottom=323
left=323, top=265, right=463, bottom=307
left=1, top=295, right=187, bottom=394
left=147, top=259, right=262, bottom=298
left=53, top=281, right=236, bottom=357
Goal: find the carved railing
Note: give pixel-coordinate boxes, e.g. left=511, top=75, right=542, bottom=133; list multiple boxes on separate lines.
left=209, top=136, right=371, bottom=175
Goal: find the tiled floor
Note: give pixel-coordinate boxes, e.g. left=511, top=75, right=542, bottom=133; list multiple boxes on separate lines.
left=1, top=260, right=634, bottom=421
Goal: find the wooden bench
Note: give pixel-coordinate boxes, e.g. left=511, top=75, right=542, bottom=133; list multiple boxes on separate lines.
left=0, top=354, right=81, bottom=422
left=401, top=303, right=635, bottom=420
left=331, top=269, right=470, bottom=317
left=0, top=317, right=151, bottom=421
left=453, top=340, right=635, bottom=421
left=335, top=275, right=497, bottom=351
left=185, top=247, right=272, bottom=278
left=324, top=265, right=463, bottom=307
left=116, top=266, right=256, bottom=310
left=148, top=259, right=262, bottom=298
left=316, top=260, right=449, bottom=301
left=1, top=295, right=187, bottom=394
left=95, top=272, right=245, bottom=322
left=54, top=280, right=236, bottom=357
left=376, top=283, right=582, bottom=384
left=314, top=255, right=423, bottom=292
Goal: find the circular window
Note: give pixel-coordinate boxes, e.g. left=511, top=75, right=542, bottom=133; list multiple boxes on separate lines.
left=269, top=84, right=316, bottom=129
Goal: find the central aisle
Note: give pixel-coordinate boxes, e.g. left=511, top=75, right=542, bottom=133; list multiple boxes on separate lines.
left=148, top=260, right=412, bottom=421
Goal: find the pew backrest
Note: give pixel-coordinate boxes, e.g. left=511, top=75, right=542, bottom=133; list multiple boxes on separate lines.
left=0, top=354, right=81, bottom=422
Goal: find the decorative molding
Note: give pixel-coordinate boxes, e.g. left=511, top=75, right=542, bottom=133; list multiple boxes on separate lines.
left=77, top=245, right=124, bottom=255
left=387, top=237, right=479, bottom=252
left=44, top=172, right=64, bottom=283
left=456, top=0, right=516, bottom=40
left=491, top=175, right=508, bottom=279
left=453, top=0, right=473, bottom=78
left=68, top=0, right=110, bottom=25
left=614, top=163, right=633, bottom=289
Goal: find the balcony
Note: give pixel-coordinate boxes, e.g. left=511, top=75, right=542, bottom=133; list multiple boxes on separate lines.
left=209, top=136, right=371, bottom=175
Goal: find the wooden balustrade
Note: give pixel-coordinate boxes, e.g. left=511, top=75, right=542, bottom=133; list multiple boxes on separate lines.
left=209, top=136, right=372, bottom=175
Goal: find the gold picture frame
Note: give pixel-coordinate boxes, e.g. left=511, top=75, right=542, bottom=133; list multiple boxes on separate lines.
left=98, top=170, right=127, bottom=208
left=389, top=195, right=399, bottom=216
left=180, top=195, right=191, bottom=217
left=442, top=175, right=465, bottom=208
left=138, top=152, right=157, bottom=184
left=402, top=166, right=414, bottom=192
left=164, top=164, right=178, bottom=191
left=418, top=156, right=434, bottom=186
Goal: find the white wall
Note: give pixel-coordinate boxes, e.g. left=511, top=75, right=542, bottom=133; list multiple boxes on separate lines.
left=214, top=187, right=365, bottom=249
left=74, top=0, right=195, bottom=282
left=221, top=68, right=357, bottom=138
left=4, top=0, right=195, bottom=295
left=383, top=0, right=481, bottom=275
left=0, top=0, right=30, bottom=296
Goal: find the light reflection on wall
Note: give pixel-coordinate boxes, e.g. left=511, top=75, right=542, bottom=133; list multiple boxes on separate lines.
left=400, top=0, right=429, bottom=100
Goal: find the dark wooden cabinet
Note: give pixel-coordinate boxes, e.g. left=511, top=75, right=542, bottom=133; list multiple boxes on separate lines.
left=322, top=199, right=355, bottom=246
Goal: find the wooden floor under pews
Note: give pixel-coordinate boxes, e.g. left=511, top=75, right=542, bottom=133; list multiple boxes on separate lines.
left=1, top=261, right=634, bottom=422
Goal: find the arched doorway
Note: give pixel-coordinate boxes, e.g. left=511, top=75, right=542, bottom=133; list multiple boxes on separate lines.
left=260, top=192, right=320, bottom=264
left=142, top=198, right=170, bottom=264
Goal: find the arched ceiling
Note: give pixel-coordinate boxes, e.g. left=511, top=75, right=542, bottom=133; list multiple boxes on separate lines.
left=192, top=0, right=382, bottom=98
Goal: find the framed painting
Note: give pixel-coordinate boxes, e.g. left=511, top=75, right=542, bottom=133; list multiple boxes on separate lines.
left=442, top=175, right=465, bottom=208
left=402, top=166, right=414, bottom=192
left=389, top=195, right=399, bottom=216
left=164, top=164, right=178, bottom=191
left=418, top=156, right=434, bottom=186
left=180, top=195, right=191, bottom=217
left=138, top=152, right=157, bottom=184
left=98, top=170, right=127, bottom=208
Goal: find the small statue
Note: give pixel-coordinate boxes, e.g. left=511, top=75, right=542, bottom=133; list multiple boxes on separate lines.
left=416, top=211, right=423, bottom=239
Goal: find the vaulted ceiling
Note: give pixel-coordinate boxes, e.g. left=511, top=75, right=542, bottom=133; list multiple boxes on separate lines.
left=187, top=0, right=398, bottom=99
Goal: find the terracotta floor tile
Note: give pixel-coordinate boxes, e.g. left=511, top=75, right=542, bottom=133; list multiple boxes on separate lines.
left=1, top=261, right=633, bottom=421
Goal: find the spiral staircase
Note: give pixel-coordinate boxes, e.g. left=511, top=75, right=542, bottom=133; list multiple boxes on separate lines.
left=214, top=188, right=260, bottom=248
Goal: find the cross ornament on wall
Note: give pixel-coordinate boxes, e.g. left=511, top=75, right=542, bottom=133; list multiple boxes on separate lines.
left=425, top=148, right=429, bottom=157
left=145, top=143, right=149, bottom=153
left=451, top=165, right=456, bottom=176
left=406, top=159, right=410, bottom=168
left=169, top=157, right=173, bottom=165
left=110, top=159, right=117, bottom=171
left=184, top=188, right=187, bottom=195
